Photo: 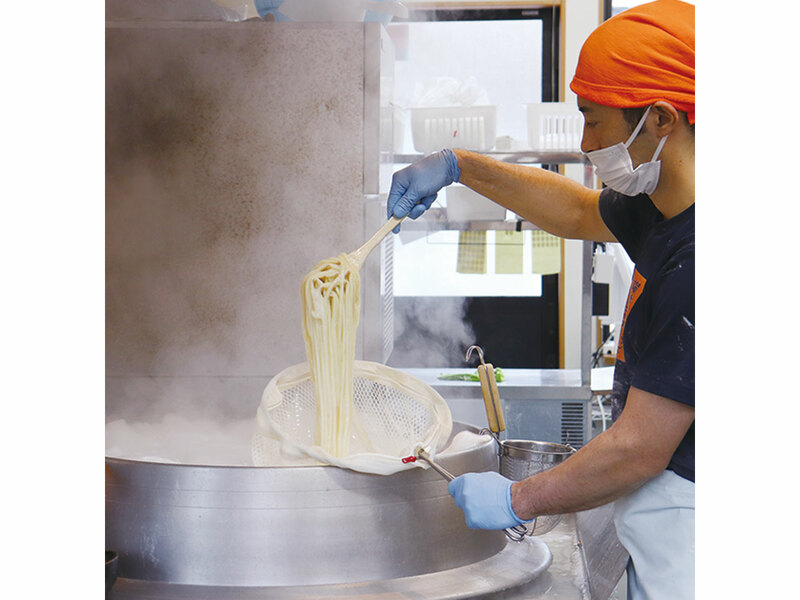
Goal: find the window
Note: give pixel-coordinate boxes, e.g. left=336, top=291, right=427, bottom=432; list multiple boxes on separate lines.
left=385, top=7, right=562, bottom=368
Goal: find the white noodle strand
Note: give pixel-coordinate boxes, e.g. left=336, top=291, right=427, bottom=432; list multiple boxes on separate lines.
left=301, top=253, right=360, bottom=457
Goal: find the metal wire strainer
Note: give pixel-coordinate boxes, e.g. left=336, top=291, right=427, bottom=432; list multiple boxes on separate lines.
left=252, top=360, right=453, bottom=475
left=499, top=439, right=576, bottom=535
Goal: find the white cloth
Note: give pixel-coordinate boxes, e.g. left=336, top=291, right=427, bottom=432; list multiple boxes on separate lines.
left=614, top=469, right=695, bottom=600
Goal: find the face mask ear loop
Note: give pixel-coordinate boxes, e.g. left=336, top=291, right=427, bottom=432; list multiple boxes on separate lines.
left=624, top=105, right=653, bottom=149
left=651, top=134, right=668, bottom=162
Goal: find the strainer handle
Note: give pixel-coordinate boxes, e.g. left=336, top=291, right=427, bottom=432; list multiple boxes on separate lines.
left=505, top=524, right=529, bottom=542
left=466, top=345, right=506, bottom=436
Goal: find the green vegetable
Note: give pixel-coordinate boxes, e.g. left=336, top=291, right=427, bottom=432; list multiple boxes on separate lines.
left=437, top=368, right=505, bottom=382
left=436, top=373, right=478, bottom=381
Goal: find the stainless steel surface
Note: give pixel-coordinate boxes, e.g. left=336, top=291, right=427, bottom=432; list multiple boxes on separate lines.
left=576, top=503, right=629, bottom=600
left=404, top=368, right=588, bottom=401
left=580, top=238, right=593, bottom=386
left=499, top=440, right=575, bottom=536
left=397, top=207, right=541, bottom=231
left=401, top=368, right=593, bottom=448
left=105, top=437, right=618, bottom=599
left=393, top=151, right=588, bottom=165
left=106, top=424, right=510, bottom=587
left=501, top=440, right=575, bottom=462
left=108, top=513, right=619, bottom=599
left=108, top=536, right=552, bottom=599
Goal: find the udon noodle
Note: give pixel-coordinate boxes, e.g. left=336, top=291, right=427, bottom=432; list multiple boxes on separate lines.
left=301, top=253, right=360, bottom=457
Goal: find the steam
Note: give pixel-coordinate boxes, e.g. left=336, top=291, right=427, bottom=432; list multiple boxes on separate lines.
left=106, top=413, right=256, bottom=465
left=105, top=22, right=357, bottom=433
left=388, top=297, right=475, bottom=368
left=106, top=414, right=488, bottom=466
left=105, top=12, right=484, bottom=466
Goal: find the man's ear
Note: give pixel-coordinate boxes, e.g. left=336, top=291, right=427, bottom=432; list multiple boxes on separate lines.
left=651, top=101, right=680, bottom=135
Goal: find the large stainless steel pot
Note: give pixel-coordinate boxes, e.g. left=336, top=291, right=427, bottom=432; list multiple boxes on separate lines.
left=106, top=423, right=548, bottom=590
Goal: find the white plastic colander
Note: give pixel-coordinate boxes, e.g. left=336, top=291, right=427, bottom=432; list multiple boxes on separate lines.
left=252, top=360, right=453, bottom=475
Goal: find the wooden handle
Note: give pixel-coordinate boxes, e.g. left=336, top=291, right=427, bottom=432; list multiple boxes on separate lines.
left=478, top=363, right=505, bottom=434
left=349, top=216, right=403, bottom=269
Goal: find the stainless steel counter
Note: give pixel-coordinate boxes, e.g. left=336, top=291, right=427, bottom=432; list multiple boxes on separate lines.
left=505, top=514, right=593, bottom=599
left=401, top=368, right=594, bottom=447
left=482, top=504, right=625, bottom=600
left=402, top=368, right=589, bottom=401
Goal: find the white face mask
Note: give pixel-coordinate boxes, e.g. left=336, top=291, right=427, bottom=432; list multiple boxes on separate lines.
left=585, top=105, right=668, bottom=196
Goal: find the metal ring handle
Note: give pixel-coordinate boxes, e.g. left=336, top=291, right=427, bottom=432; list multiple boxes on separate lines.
left=465, top=345, right=486, bottom=365
left=477, top=427, right=501, bottom=447
left=504, top=524, right=528, bottom=542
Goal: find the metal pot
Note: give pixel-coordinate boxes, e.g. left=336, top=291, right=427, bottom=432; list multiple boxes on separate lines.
left=499, top=439, right=576, bottom=536
left=107, top=423, right=511, bottom=587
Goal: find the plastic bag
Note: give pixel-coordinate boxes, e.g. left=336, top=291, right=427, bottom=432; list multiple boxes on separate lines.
left=414, top=76, right=492, bottom=108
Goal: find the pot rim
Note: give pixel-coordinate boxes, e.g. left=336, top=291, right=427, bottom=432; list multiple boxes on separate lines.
left=500, top=439, right=575, bottom=457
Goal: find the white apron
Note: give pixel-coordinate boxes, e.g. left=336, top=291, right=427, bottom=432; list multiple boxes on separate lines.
left=613, top=469, right=695, bottom=600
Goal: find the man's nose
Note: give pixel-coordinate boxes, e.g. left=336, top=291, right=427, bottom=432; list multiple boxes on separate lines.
left=580, top=129, right=598, bottom=154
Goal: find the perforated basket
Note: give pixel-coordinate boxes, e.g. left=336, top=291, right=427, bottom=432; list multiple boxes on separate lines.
left=499, top=439, right=575, bottom=535
left=410, top=106, right=497, bottom=153
left=252, top=360, right=453, bottom=475
left=526, top=102, right=583, bottom=151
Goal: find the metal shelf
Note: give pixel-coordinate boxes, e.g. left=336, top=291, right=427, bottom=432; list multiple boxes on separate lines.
left=391, top=150, right=595, bottom=389
left=399, top=208, right=540, bottom=232
left=392, top=150, right=588, bottom=165
left=392, top=150, right=593, bottom=233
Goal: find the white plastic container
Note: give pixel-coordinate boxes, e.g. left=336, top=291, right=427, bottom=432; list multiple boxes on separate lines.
left=526, top=102, right=583, bottom=151
left=446, top=185, right=506, bottom=221
left=410, top=106, right=497, bottom=153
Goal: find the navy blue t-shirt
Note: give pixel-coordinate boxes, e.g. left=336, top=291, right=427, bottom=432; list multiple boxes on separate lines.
left=599, top=188, right=695, bottom=482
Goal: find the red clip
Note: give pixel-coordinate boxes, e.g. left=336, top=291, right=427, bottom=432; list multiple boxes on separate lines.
left=401, top=455, right=417, bottom=464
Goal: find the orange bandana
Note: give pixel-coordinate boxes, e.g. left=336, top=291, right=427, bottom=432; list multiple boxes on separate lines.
left=569, top=0, right=695, bottom=124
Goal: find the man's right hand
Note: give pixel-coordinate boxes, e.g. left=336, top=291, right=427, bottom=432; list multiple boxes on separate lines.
left=386, top=149, right=461, bottom=232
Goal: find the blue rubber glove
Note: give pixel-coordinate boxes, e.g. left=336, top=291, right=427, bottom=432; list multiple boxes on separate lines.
left=448, top=471, right=527, bottom=530
left=254, top=0, right=293, bottom=20
left=387, top=149, right=461, bottom=232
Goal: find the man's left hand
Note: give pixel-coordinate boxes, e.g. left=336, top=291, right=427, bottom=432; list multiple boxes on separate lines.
left=448, top=471, right=527, bottom=530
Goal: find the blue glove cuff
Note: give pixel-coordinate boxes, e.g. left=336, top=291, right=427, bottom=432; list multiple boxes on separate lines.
left=504, top=482, right=527, bottom=527
left=442, top=148, right=461, bottom=184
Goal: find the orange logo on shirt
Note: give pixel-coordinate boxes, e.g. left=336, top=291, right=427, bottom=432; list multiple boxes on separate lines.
left=616, top=268, right=646, bottom=363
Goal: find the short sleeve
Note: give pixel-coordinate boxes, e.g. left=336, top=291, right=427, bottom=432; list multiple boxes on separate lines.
left=598, top=188, right=660, bottom=263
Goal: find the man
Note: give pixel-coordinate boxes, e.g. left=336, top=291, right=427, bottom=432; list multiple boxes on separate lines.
left=386, top=1, right=695, bottom=598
